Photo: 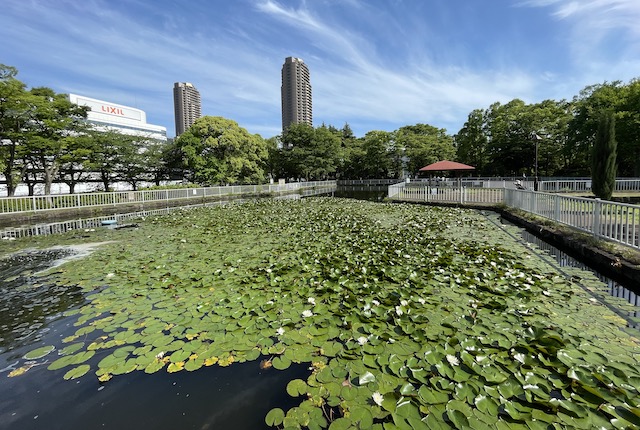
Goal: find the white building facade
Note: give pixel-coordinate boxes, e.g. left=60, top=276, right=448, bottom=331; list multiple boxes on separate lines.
left=68, top=94, right=167, bottom=141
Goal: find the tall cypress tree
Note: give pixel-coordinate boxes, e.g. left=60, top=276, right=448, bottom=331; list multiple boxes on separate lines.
left=591, top=111, right=617, bottom=200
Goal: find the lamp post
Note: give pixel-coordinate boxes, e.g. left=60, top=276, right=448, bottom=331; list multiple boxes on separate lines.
left=532, top=133, right=542, bottom=191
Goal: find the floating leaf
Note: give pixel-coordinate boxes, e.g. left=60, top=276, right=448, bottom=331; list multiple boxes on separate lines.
left=63, top=365, right=91, bottom=380
left=272, top=355, right=291, bottom=370
left=167, top=362, right=184, bottom=373
left=23, top=345, right=55, bottom=360
left=358, top=371, right=376, bottom=385
left=8, top=366, right=31, bottom=377
left=144, top=360, right=165, bottom=374
left=265, top=408, right=285, bottom=426
left=286, top=379, right=308, bottom=397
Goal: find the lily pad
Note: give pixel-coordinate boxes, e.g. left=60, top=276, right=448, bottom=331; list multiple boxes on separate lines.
left=23, top=345, right=55, bottom=360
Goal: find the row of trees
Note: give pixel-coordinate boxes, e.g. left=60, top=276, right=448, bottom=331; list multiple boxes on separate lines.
left=1, top=64, right=182, bottom=196
left=2, top=62, right=638, bottom=196
left=176, top=79, right=638, bottom=185
left=455, top=79, right=640, bottom=177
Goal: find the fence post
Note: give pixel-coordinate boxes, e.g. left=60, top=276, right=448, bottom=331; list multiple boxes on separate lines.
left=593, top=198, right=602, bottom=238
left=32, top=196, right=37, bottom=212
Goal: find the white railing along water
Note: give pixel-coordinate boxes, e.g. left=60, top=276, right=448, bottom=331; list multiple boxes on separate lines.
left=0, top=181, right=337, bottom=215
left=389, top=182, right=639, bottom=250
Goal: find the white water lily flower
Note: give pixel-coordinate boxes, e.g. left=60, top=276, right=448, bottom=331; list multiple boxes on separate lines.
left=307, top=297, right=316, bottom=305
left=372, top=392, right=384, bottom=406
left=400, top=299, right=408, bottom=306
left=276, top=327, right=285, bottom=336
left=357, top=336, right=368, bottom=346
left=302, top=309, right=314, bottom=318
left=523, top=384, right=539, bottom=390
left=266, top=300, right=274, bottom=305
left=446, top=354, right=460, bottom=366
left=417, top=298, right=426, bottom=305
left=372, top=300, right=380, bottom=306
left=106, top=273, right=115, bottom=278
left=395, top=306, right=403, bottom=316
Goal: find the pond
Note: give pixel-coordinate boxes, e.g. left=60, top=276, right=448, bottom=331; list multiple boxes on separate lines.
left=1, top=198, right=640, bottom=429
left=0, top=247, right=308, bottom=430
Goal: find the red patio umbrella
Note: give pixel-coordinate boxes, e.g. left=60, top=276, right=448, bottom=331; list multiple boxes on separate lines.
left=418, top=160, right=475, bottom=189
left=419, top=160, right=475, bottom=172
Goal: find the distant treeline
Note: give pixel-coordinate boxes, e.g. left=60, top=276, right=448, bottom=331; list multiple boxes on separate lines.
left=2, top=63, right=638, bottom=196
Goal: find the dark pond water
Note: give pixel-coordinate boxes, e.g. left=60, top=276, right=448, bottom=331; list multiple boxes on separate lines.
left=331, top=185, right=388, bottom=202
left=516, top=229, right=640, bottom=330
left=0, top=250, right=309, bottom=430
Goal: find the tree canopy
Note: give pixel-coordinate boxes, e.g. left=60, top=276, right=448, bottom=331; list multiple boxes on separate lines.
left=175, top=116, right=268, bottom=185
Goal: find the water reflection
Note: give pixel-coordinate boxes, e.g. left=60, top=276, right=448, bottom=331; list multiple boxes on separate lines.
left=332, top=185, right=388, bottom=201
left=519, top=230, right=640, bottom=329
left=0, top=248, right=310, bottom=430
left=0, top=250, right=85, bottom=353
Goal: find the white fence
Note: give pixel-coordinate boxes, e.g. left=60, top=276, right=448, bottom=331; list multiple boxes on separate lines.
left=388, top=182, right=640, bottom=250
left=407, top=178, right=640, bottom=192
left=387, top=182, right=504, bottom=205
left=539, top=179, right=640, bottom=193
left=504, top=189, right=640, bottom=249
left=0, top=181, right=337, bottom=215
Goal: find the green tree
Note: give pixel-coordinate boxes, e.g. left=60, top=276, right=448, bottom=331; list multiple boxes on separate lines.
left=115, top=136, right=151, bottom=191
left=484, top=100, right=534, bottom=176
left=86, top=129, right=130, bottom=191
left=264, top=136, right=283, bottom=181
left=58, top=133, right=94, bottom=194
left=280, top=123, right=342, bottom=180
left=145, top=139, right=181, bottom=186
left=360, top=131, right=395, bottom=178
left=25, top=87, right=88, bottom=194
left=394, top=124, right=455, bottom=176
left=591, top=111, right=617, bottom=200
left=566, top=82, right=624, bottom=175
left=0, top=64, right=35, bottom=196
left=615, top=79, right=640, bottom=176
left=455, top=109, right=488, bottom=172
left=176, top=116, right=268, bottom=185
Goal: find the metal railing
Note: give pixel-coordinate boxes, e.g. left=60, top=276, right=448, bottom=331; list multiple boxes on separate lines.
left=389, top=182, right=640, bottom=249
left=405, top=178, right=640, bottom=192
left=0, top=181, right=337, bottom=215
left=337, top=179, right=401, bottom=186
left=504, top=189, right=640, bottom=249
left=539, top=179, right=640, bottom=193
left=387, top=182, right=504, bottom=205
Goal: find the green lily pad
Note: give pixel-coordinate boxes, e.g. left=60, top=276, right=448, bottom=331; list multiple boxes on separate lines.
left=286, top=379, right=308, bottom=397
left=265, top=408, right=285, bottom=426
left=23, top=345, right=55, bottom=360
left=63, top=364, right=91, bottom=380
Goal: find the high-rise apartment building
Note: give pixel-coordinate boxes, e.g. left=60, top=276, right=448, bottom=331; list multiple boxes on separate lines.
left=173, top=82, right=202, bottom=137
left=281, top=57, right=312, bottom=132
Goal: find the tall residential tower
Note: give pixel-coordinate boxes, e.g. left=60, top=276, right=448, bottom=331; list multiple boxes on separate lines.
left=281, top=57, right=312, bottom=132
left=173, top=82, right=201, bottom=137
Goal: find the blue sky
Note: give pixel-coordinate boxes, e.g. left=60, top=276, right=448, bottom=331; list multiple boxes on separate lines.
left=2, top=0, right=639, bottom=139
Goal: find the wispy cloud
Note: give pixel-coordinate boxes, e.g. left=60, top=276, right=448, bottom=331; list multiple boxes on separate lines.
left=255, top=1, right=539, bottom=133
left=2, top=0, right=637, bottom=138
left=520, top=0, right=640, bottom=53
